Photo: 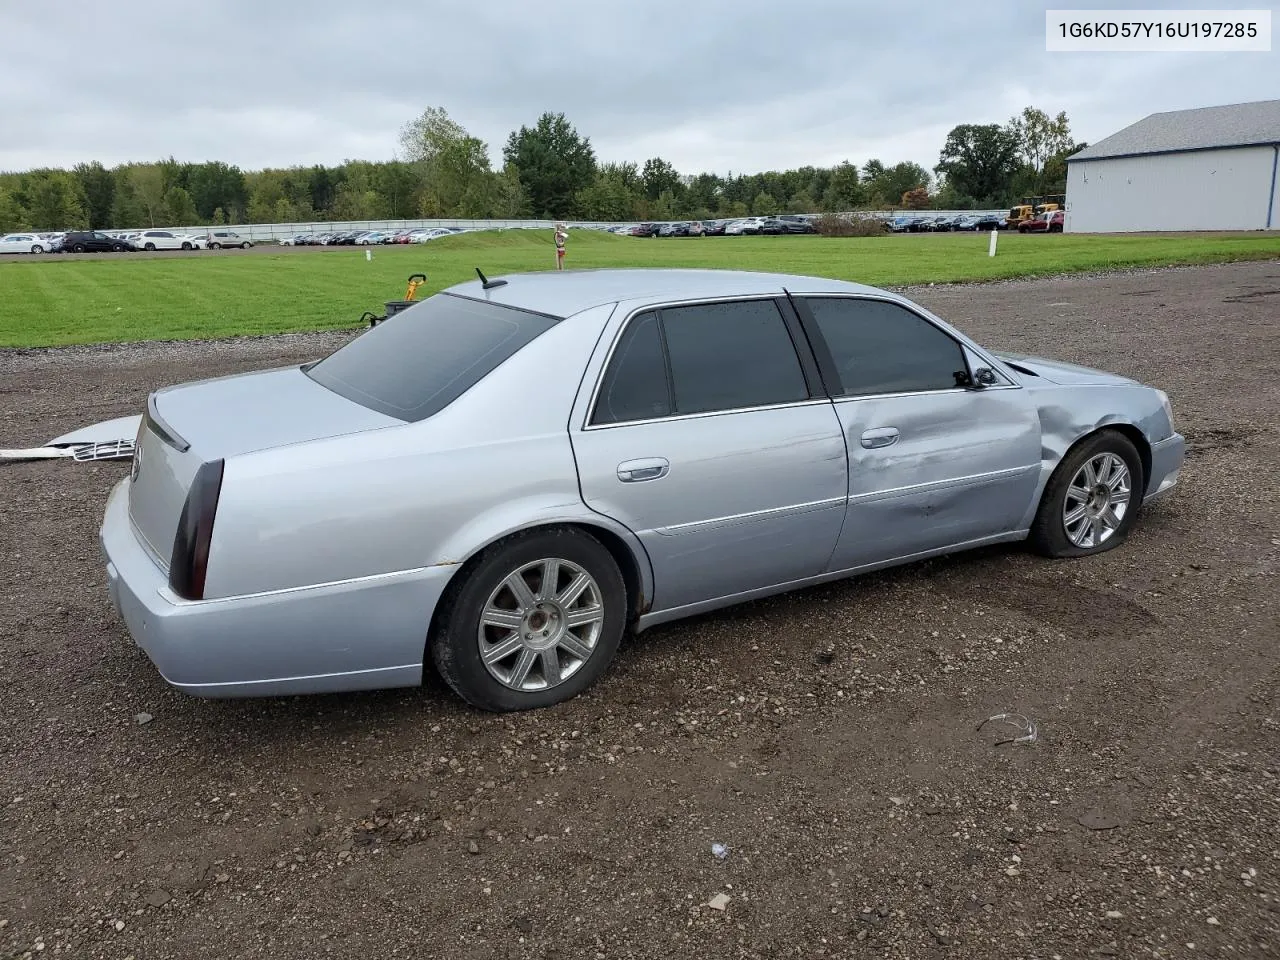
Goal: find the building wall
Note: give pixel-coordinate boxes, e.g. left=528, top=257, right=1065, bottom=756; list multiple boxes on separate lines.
left=1065, top=145, right=1279, bottom=232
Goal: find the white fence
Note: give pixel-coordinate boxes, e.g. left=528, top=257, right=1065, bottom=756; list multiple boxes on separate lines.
left=97, top=210, right=1010, bottom=243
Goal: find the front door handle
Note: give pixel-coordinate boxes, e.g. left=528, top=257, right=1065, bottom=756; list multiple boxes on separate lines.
left=617, top=457, right=670, bottom=482
left=860, top=427, right=900, bottom=449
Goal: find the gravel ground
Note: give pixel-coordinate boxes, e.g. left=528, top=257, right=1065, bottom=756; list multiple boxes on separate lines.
left=1, top=261, right=1278, bottom=959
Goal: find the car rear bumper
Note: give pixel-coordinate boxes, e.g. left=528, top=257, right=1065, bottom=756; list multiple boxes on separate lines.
left=1143, top=432, right=1185, bottom=503
left=100, top=479, right=454, bottom=698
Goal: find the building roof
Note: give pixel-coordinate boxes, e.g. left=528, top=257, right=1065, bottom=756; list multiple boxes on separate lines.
left=1069, top=99, right=1280, bottom=162
left=443, top=268, right=879, bottom=317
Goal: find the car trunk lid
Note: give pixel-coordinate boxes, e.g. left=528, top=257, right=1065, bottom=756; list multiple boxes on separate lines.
left=127, top=366, right=401, bottom=569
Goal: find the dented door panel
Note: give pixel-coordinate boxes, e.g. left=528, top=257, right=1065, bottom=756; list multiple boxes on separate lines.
left=827, top=388, right=1042, bottom=570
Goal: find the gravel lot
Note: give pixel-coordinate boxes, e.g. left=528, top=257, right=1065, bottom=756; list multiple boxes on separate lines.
left=1, top=261, right=1278, bottom=959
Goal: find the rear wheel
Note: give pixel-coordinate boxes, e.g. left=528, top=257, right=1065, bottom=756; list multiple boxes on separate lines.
left=31, top=244, right=43, bottom=254
left=181, top=241, right=192, bottom=250
left=111, top=243, right=125, bottom=251
left=431, top=528, right=627, bottom=712
left=241, top=242, right=250, bottom=249
left=1030, top=430, right=1143, bottom=558
left=72, top=243, right=85, bottom=253
left=209, top=242, right=221, bottom=249
left=144, top=242, right=156, bottom=251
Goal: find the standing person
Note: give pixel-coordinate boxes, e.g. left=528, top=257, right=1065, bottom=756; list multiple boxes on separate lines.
left=554, top=222, right=568, bottom=270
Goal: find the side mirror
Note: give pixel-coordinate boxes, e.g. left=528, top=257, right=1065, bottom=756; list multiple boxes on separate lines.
left=973, top=367, right=998, bottom=387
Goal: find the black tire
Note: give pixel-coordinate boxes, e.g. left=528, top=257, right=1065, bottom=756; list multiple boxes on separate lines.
left=72, top=243, right=85, bottom=253
left=111, top=243, right=125, bottom=252
left=241, top=242, right=250, bottom=249
left=144, top=242, right=156, bottom=251
left=181, top=242, right=192, bottom=250
left=431, top=527, right=628, bottom=712
left=1029, top=430, right=1144, bottom=559
left=209, top=242, right=221, bottom=249
left=31, top=245, right=42, bottom=254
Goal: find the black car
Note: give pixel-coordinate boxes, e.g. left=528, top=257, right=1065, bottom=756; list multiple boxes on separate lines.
left=632, top=222, right=662, bottom=238
left=700, top=220, right=728, bottom=236
left=971, top=213, right=1006, bottom=231
left=59, top=231, right=130, bottom=253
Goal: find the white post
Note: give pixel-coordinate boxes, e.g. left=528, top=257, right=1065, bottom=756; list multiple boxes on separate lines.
left=988, top=229, right=998, bottom=257
left=365, top=248, right=372, bottom=262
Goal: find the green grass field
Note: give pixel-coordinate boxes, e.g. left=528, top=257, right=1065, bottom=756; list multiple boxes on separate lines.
left=1, top=229, right=1277, bottom=347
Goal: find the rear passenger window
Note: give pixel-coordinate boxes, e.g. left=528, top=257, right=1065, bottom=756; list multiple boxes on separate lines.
left=592, top=312, right=671, bottom=425
left=661, top=299, right=808, bottom=415
left=805, top=298, right=967, bottom=397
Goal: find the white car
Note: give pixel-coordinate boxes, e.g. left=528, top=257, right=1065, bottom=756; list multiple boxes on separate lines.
left=0, top=232, right=50, bottom=254
left=725, top=217, right=766, bottom=235
left=133, top=230, right=204, bottom=251
left=411, top=228, right=454, bottom=243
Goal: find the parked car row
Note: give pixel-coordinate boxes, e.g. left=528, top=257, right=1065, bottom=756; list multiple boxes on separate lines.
left=888, top=212, right=1009, bottom=233
left=280, top=227, right=467, bottom=246
left=615, top=214, right=821, bottom=238
left=0, top=229, right=253, bottom=254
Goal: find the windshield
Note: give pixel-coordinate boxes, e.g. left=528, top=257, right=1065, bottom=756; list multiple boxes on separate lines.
left=304, top=293, right=559, bottom=422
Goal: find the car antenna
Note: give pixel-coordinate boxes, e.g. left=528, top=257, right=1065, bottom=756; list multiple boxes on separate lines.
left=476, top=267, right=507, bottom=290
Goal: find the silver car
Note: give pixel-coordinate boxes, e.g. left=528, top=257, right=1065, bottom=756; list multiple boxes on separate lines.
left=100, top=268, right=1185, bottom=711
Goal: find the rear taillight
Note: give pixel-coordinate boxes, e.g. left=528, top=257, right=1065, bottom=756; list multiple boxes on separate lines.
left=169, top=458, right=225, bottom=600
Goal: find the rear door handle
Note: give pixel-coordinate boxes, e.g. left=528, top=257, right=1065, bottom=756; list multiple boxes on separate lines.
left=860, top=427, right=900, bottom=449
left=617, top=457, right=669, bottom=482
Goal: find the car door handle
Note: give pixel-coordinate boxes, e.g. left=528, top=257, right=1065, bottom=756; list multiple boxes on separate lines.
left=617, top=458, right=669, bottom=482
left=860, top=427, right=900, bottom=449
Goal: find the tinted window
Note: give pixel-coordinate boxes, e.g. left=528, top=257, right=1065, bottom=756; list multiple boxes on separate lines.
left=662, top=299, right=808, bottom=415
left=592, top=312, right=671, bottom=425
left=806, top=298, right=967, bottom=397
left=305, top=293, right=558, bottom=422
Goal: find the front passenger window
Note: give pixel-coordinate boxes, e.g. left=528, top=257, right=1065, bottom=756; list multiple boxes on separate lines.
left=805, top=297, right=968, bottom=397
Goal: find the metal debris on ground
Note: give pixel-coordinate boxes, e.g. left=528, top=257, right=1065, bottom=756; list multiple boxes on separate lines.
left=2, top=414, right=141, bottom=464
left=977, top=712, right=1038, bottom=746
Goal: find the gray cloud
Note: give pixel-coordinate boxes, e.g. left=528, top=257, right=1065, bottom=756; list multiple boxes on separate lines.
left=1, top=0, right=1275, bottom=176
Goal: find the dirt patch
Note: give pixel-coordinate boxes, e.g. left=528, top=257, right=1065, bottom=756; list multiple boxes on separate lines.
left=1, top=261, right=1279, bottom=959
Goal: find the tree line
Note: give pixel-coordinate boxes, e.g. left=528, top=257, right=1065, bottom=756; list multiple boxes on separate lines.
left=0, top=106, right=1082, bottom=232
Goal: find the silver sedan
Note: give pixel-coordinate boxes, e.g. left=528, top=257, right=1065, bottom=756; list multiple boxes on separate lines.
left=100, top=268, right=1185, bottom=711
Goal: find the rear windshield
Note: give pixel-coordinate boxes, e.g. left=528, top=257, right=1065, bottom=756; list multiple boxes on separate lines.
left=305, top=293, right=559, bottom=422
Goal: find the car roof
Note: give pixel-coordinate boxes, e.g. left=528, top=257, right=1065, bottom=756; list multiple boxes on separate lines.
left=441, top=268, right=885, bottom=318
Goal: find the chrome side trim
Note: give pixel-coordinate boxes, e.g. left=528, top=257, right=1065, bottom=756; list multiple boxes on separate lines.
left=167, top=663, right=423, bottom=691
left=164, top=563, right=448, bottom=608
left=584, top=397, right=831, bottom=431
left=655, top=496, right=846, bottom=535
left=847, top=464, right=1039, bottom=503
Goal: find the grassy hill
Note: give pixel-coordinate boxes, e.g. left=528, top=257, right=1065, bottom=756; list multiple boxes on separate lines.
left=1, top=228, right=1277, bottom=347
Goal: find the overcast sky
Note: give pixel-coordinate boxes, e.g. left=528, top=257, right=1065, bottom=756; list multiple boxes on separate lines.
left=1, top=0, right=1275, bottom=177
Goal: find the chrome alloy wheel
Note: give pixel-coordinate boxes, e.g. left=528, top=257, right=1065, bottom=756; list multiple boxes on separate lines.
left=1063, top=452, right=1132, bottom=548
left=477, top=558, right=605, bottom=692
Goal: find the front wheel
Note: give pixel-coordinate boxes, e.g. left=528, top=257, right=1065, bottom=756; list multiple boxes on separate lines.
left=209, top=242, right=221, bottom=249
left=431, top=528, right=627, bottom=712
left=241, top=242, right=250, bottom=249
left=31, top=245, right=43, bottom=254
left=144, top=242, right=156, bottom=251
left=181, top=242, right=192, bottom=250
left=1030, top=430, right=1144, bottom=558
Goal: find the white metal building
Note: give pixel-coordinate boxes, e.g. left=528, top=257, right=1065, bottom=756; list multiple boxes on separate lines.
left=1065, top=99, right=1280, bottom=233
